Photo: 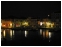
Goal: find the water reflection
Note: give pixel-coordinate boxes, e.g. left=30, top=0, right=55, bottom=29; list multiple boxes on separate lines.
left=49, top=32, right=51, bottom=38
left=1, top=29, right=15, bottom=40
left=1, top=29, right=53, bottom=41
left=10, top=30, right=12, bottom=40
left=40, top=29, right=52, bottom=39
left=46, top=30, right=49, bottom=38
left=40, top=29, right=42, bottom=35
left=3, top=30, right=6, bottom=38
left=13, top=30, right=14, bottom=35
left=25, top=30, right=28, bottom=37
left=43, top=31, right=45, bottom=38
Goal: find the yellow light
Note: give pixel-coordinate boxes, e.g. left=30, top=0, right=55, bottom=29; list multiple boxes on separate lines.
left=10, top=30, right=12, bottom=39
left=51, top=23, right=54, bottom=28
left=3, top=30, right=6, bottom=38
left=46, top=22, right=51, bottom=28
left=40, top=22, right=43, bottom=26
left=46, top=22, right=50, bottom=25
left=22, top=22, right=29, bottom=26
left=10, top=23, right=12, bottom=26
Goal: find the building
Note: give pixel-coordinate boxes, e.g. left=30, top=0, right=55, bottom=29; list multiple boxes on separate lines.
left=1, top=17, right=56, bottom=29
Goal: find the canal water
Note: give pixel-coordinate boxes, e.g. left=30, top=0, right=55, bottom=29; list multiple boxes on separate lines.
left=1, top=29, right=61, bottom=46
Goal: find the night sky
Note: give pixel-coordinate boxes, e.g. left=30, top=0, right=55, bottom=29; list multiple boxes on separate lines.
left=1, top=1, right=61, bottom=19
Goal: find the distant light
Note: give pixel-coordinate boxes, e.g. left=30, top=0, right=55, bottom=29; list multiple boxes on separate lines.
left=48, top=15, right=50, bottom=17
left=10, top=23, right=12, bottom=26
left=22, top=22, right=29, bottom=26
left=40, top=22, right=43, bottom=26
left=46, top=22, right=51, bottom=28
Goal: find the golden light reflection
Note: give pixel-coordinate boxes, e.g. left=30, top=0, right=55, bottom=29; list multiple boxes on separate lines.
left=25, top=30, right=28, bottom=37
left=43, top=30, right=49, bottom=38
left=46, top=30, right=49, bottom=38
left=3, top=30, right=6, bottom=38
left=10, top=30, right=12, bottom=39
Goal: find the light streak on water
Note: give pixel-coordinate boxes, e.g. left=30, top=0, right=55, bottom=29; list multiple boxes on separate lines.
left=3, top=30, right=6, bottom=38
left=25, top=30, right=28, bottom=37
left=40, top=29, right=42, bottom=35
left=10, top=30, right=12, bottom=39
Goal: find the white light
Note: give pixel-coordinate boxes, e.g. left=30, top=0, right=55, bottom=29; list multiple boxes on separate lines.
left=49, top=32, right=51, bottom=38
left=40, top=22, right=43, bottom=26
left=25, top=30, right=27, bottom=37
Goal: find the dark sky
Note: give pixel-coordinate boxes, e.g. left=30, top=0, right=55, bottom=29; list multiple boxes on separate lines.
left=1, top=1, right=61, bottom=19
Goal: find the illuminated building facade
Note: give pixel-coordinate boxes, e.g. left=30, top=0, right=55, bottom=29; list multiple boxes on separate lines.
left=38, top=19, right=55, bottom=28
left=1, top=18, right=55, bottom=29
left=1, top=20, right=13, bottom=28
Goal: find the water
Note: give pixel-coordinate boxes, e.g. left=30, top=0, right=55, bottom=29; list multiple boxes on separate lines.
left=1, top=29, right=61, bottom=46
